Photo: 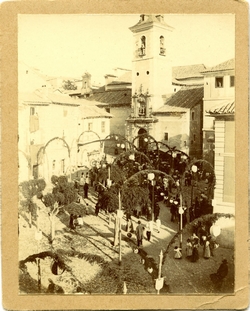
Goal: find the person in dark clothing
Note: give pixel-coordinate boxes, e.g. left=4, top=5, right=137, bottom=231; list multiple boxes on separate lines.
left=47, top=279, right=55, bottom=293
left=84, top=173, right=89, bottom=198
left=69, top=214, right=75, bottom=230
left=191, top=243, right=199, bottom=262
left=95, top=202, right=100, bottom=216
left=210, top=259, right=229, bottom=290
left=135, top=221, right=144, bottom=247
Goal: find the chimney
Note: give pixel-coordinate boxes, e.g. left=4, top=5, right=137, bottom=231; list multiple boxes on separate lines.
left=140, top=14, right=145, bottom=22
left=104, top=74, right=117, bottom=91
left=156, top=15, right=164, bottom=22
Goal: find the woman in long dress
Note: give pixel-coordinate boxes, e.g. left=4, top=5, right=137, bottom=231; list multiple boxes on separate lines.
left=203, top=240, right=211, bottom=259
left=186, top=238, right=193, bottom=258
left=191, top=243, right=199, bottom=262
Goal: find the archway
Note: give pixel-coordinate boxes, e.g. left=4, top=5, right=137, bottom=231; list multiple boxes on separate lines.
left=137, top=128, right=147, bottom=151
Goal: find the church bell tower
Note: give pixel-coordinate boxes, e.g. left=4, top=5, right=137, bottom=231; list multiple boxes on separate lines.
left=126, top=14, right=174, bottom=143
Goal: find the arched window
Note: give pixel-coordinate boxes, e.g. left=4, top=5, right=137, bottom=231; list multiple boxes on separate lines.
left=160, top=36, right=165, bottom=56
left=139, top=36, right=146, bottom=56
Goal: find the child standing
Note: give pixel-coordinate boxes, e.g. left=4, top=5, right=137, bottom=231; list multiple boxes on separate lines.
left=174, top=246, right=182, bottom=259
left=156, top=217, right=161, bottom=233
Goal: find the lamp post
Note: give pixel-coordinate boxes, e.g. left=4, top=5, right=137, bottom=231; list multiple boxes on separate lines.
left=35, top=229, right=42, bottom=291
left=178, top=194, right=184, bottom=249
left=190, top=164, right=198, bottom=210
left=117, top=190, right=123, bottom=265
left=171, top=150, right=177, bottom=171
left=148, top=173, right=155, bottom=221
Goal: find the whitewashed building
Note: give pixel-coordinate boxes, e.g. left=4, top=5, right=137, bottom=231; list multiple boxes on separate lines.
left=18, top=89, right=112, bottom=182
left=207, top=102, right=235, bottom=214
left=201, top=58, right=235, bottom=164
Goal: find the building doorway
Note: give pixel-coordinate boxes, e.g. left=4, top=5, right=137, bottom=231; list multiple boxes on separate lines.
left=138, top=128, right=148, bottom=152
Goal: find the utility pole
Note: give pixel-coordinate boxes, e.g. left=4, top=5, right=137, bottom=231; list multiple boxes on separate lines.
left=155, top=250, right=164, bottom=295
left=158, top=250, right=163, bottom=279
left=118, top=190, right=122, bottom=265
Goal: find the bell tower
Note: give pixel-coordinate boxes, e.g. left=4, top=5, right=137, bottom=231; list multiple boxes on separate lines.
left=126, top=14, right=174, bottom=142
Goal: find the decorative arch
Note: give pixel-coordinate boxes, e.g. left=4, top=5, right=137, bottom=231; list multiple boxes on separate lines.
left=103, top=133, right=136, bottom=150
left=77, top=130, right=101, bottom=145
left=18, top=150, right=31, bottom=168
left=132, top=131, right=159, bottom=154
left=113, top=149, right=154, bottom=171
left=43, top=137, right=70, bottom=157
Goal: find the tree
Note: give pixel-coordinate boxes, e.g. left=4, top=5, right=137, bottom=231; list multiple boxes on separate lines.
left=122, top=177, right=150, bottom=220
left=19, top=179, right=46, bottom=228
left=62, top=79, right=77, bottom=91
left=39, top=175, right=78, bottom=242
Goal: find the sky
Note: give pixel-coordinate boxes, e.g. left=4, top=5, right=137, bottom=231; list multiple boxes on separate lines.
left=18, top=14, right=235, bottom=85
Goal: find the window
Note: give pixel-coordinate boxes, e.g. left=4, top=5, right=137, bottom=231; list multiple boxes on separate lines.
left=88, top=122, right=93, bottom=131
left=191, top=111, right=195, bottom=120
left=106, top=107, right=110, bottom=113
left=230, top=76, right=235, bottom=87
left=164, top=133, right=168, bottom=140
left=30, top=107, right=35, bottom=115
left=215, top=77, right=224, bottom=88
left=101, top=121, right=105, bottom=133
left=193, top=134, right=196, bottom=142
left=52, top=160, right=56, bottom=170
left=159, top=36, right=166, bottom=56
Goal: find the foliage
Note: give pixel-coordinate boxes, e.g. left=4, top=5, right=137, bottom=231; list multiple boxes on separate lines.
left=97, top=186, right=119, bottom=213
left=19, top=251, right=68, bottom=272
left=62, top=79, right=77, bottom=90
left=122, top=181, right=150, bottom=216
left=19, top=199, right=37, bottom=217
left=19, top=179, right=46, bottom=200
left=51, top=175, right=59, bottom=185
left=96, top=164, right=125, bottom=187
left=46, top=175, right=78, bottom=207
left=19, top=179, right=46, bottom=216
left=42, top=193, right=56, bottom=208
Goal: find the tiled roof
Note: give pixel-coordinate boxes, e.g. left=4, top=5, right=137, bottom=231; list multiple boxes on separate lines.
left=46, top=92, right=79, bottom=106
left=172, top=64, right=206, bottom=79
left=201, top=58, right=235, bottom=73
left=19, top=91, right=51, bottom=105
left=154, top=105, right=188, bottom=114
left=87, top=89, right=132, bottom=107
left=78, top=104, right=112, bottom=119
left=157, top=85, right=204, bottom=112
left=206, top=100, right=235, bottom=115
left=130, top=15, right=174, bottom=32
left=19, top=90, right=112, bottom=118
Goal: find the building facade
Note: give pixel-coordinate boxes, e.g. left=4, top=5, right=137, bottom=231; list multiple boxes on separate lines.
left=126, top=14, right=174, bottom=146
left=207, top=102, right=235, bottom=214
left=201, top=58, right=235, bottom=165
left=18, top=89, right=112, bottom=182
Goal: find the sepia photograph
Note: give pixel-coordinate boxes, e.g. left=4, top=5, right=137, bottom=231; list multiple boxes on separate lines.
left=17, top=13, right=237, bottom=296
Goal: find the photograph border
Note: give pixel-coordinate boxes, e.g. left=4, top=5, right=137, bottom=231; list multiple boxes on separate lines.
left=1, top=0, right=249, bottom=309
